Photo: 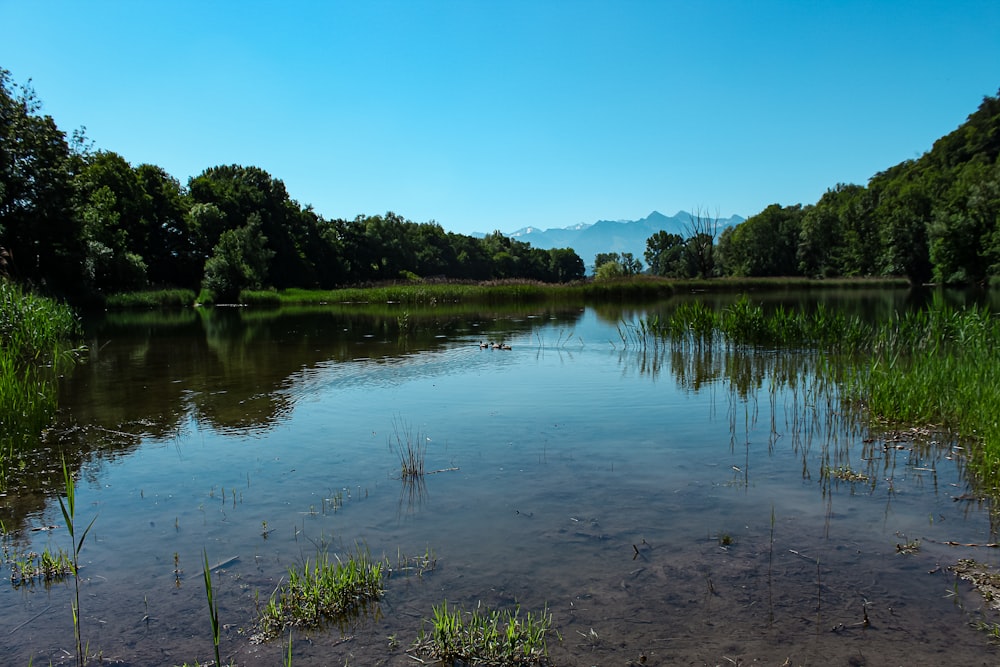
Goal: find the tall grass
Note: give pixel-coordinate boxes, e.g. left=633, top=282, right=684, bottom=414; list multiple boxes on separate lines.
left=104, top=288, right=196, bottom=308
left=626, top=294, right=1000, bottom=493
left=0, top=281, right=80, bottom=488
left=59, top=456, right=98, bottom=667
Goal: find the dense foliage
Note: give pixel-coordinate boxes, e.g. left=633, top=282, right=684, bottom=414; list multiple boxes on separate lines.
left=0, top=69, right=584, bottom=302
left=708, top=91, right=1000, bottom=284
left=0, top=280, right=79, bottom=488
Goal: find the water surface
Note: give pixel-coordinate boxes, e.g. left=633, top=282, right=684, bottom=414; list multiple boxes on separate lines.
left=2, top=292, right=999, bottom=666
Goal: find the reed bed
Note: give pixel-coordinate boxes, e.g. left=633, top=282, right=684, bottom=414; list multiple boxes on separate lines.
left=104, top=288, right=197, bottom=308
left=0, top=281, right=80, bottom=488
left=625, top=294, right=1000, bottom=492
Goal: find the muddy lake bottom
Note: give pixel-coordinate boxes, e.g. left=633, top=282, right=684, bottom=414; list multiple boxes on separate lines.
left=3, top=297, right=1000, bottom=666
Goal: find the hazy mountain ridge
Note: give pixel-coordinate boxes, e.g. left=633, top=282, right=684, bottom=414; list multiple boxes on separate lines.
left=482, top=211, right=744, bottom=268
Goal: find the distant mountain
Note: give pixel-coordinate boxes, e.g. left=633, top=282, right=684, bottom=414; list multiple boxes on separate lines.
left=483, top=211, right=744, bottom=271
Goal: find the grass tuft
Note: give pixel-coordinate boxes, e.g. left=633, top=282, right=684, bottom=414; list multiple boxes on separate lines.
left=253, top=545, right=385, bottom=642
left=390, top=419, right=426, bottom=479
left=412, top=600, right=553, bottom=665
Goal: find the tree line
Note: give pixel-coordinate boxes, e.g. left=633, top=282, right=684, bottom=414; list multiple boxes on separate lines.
left=0, top=69, right=585, bottom=302
left=5, top=66, right=999, bottom=299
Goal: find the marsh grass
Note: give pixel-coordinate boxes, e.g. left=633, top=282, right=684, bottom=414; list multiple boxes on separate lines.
left=0, top=281, right=80, bottom=488
left=412, top=600, right=553, bottom=666
left=59, top=456, right=98, bottom=667
left=390, top=419, right=426, bottom=479
left=625, top=295, right=1000, bottom=494
left=8, top=546, right=74, bottom=587
left=104, top=288, right=197, bottom=308
left=202, top=550, right=222, bottom=667
left=253, top=545, right=385, bottom=642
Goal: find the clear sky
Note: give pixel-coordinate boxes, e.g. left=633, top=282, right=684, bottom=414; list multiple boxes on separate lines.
left=2, top=1, right=998, bottom=235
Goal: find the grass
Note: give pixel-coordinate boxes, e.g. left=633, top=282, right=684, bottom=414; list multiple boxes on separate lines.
left=412, top=600, right=553, bottom=665
left=8, top=546, right=75, bottom=587
left=389, top=419, right=426, bottom=479
left=104, top=288, right=197, bottom=308
left=202, top=550, right=222, bottom=667
left=624, top=294, right=1000, bottom=495
left=59, top=456, right=98, bottom=667
left=253, top=545, right=385, bottom=642
left=0, top=281, right=81, bottom=489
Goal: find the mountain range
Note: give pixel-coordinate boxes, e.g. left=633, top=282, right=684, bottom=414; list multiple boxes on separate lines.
left=480, top=210, right=745, bottom=271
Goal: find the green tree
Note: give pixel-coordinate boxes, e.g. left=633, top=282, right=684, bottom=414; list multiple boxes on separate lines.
left=644, top=231, right=686, bottom=277
left=594, top=252, right=640, bottom=276
left=189, top=165, right=316, bottom=288
left=201, top=213, right=274, bottom=301
left=135, top=164, right=195, bottom=286
left=0, top=69, right=84, bottom=294
left=74, top=151, right=152, bottom=291
left=548, top=247, right=584, bottom=282
left=594, top=260, right=625, bottom=280
left=720, top=204, right=803, bottom=277
left=797, top=184, right=859, bottom=277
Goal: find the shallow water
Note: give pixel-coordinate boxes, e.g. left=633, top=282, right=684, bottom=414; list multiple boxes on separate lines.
left=2, top=292, right=1000, bottom=666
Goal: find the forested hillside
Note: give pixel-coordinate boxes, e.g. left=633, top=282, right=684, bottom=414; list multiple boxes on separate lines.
left=0, top=69, right=584, bottom=302
left=714, top=91, right=1000, bottom=284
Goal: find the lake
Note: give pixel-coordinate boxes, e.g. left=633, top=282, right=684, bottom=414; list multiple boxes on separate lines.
left=2, top=288, right=999, bottom=666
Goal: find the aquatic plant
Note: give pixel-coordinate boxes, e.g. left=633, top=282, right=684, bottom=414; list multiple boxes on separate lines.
left=59, top=456, right=98, bottom=667
left=390, top=419, right=426, bottom=480
left=625, top=296, right=1000, bottom=495
left=8, top=546, right=74, bottom=586
left=822, top=465, right=870, bottom=484
left=253, top=545, right=385, bottom=642
left=0, top=281, right=80, bottom=488
left=202, top=550, right=222, bottom=667
left=412, top=600, right=553, bottom=665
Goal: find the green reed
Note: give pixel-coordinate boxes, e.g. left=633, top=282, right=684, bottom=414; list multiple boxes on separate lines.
left=390, top=419, right=426, bottom=480
left=844, top=304, right=1000, bottom=491
left=627, top=294, right=1000, bottom=493
left=59, top=456, right=98, bottom=667
left=202, top=550, right=223, bottom=667
left=412, top=600, right=553, bottom=665
left=0, top=281, right=81, bottom=488
left=254, top=545, right=385, bottom=642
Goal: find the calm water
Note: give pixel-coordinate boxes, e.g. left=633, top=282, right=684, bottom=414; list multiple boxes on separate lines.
left=2, top=290, right=999, bottom=666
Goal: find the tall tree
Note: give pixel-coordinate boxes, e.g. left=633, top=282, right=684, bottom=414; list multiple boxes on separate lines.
left=201, top=213, right=274, bottom=301
left=0, top=69, right=83, bottom=293
left=644, top=230, right=686, bottom=277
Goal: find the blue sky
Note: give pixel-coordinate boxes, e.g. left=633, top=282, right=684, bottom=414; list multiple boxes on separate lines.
left=2, top=1, right=998, bottom=235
